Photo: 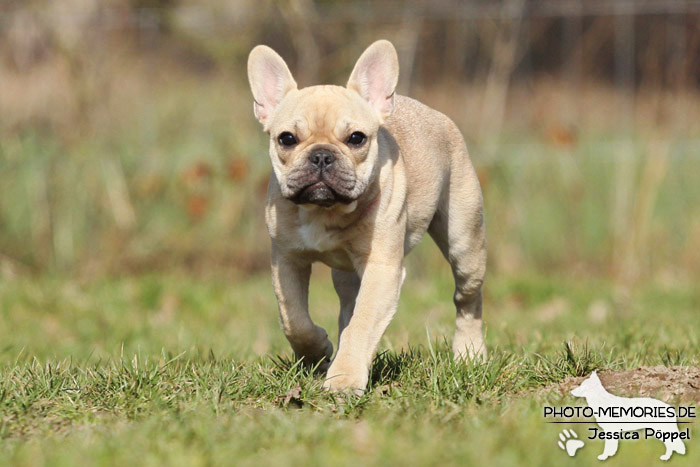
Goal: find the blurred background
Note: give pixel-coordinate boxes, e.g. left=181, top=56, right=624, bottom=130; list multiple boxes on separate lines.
left=1, top=0, right=699, bottom=285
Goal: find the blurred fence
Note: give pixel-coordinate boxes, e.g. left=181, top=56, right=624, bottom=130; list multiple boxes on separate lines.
left=1, top=0, right=699, bottom=281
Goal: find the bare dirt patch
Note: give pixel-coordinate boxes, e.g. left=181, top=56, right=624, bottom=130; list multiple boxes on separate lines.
left=548, top=366, right=700, bottom=403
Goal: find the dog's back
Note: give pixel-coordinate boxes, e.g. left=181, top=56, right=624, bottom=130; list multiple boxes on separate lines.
left=386, top=95, right=483, bottom=253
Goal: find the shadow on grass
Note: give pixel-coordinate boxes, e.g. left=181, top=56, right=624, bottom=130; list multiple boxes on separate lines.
left=264, top=340, right=621, bottom=412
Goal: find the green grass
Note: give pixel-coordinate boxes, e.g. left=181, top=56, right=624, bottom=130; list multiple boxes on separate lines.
left=1, top=264, right=698, bottom=465
left=2, top=15, right=699, bottom=465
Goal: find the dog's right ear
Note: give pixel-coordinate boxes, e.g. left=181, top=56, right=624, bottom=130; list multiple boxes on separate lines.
left=247, top=45, right=297, bottom=127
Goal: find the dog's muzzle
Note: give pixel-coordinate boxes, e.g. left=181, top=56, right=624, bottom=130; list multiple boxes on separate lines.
left=308, top=150, right=335, bottom=171
left=289, top=150, right=356, bottom=207
left=294, top=181, right=338, bottom=207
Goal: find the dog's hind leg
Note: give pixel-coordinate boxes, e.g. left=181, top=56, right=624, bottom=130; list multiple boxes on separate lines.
left=332, top=269, right=361, bottom=349
left=428, top=155, right=487, bottom=361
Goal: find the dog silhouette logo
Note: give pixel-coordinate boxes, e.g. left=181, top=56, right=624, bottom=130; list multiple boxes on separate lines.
left=570, top=371, right=687, bottom=461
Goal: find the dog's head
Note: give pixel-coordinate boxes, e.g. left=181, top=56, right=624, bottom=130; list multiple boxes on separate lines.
left=571, top=370, right=603, bottom=398
left=247, top=40, right=399, bottom=208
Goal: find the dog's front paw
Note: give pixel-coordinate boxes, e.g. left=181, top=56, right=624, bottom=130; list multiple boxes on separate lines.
left=289, top=327, right=334, bottom=373
left=316, top=338, right=335, bottom=370
left=297, top=338, right=334, bottom=373
left=323, top=362, right=368, bottom=395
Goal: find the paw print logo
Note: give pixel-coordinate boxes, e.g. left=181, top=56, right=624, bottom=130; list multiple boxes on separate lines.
left=558, top=429, right=584, bottom=457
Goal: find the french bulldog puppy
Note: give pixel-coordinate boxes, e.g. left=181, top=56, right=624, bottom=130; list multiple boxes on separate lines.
left=247, top=40, right=486, bottom=393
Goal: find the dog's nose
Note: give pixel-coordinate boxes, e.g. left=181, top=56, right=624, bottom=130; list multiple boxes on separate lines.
left=309, top=151, right=335, bottom=170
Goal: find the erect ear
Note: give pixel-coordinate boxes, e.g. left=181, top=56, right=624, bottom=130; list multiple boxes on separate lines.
left=347, top=40, right=399, bottom=121
left=247, top=45, right=297, bottom=127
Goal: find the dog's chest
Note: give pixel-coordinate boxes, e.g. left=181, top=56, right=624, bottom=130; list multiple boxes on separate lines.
left=297, top=222, right=340, bottom=251
left=295, top=219, right=354, bottom=270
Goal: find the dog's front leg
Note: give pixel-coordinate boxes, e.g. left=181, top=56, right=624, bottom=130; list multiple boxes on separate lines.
left=271, top=247, right=333, bottom=371
left=324, top=261, right=405, bottom=393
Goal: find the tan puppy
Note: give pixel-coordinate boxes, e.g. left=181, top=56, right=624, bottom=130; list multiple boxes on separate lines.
left=247, top=40, right=486, bottom=393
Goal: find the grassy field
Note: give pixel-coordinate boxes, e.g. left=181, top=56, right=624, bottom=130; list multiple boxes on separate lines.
left=2, top=23, right=700, bottom=466
left=2, top=75, right=699, bottom=467
left=3, top=5, right=700, bottom=465
left=1, top=251, right=698, bottom=465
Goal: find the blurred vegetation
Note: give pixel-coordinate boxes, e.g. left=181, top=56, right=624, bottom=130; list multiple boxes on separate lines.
left=1, top=0, right=699, bottom=284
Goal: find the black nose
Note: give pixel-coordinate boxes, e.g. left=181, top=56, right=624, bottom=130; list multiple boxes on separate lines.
left=309, top=151, right=335, bottom=170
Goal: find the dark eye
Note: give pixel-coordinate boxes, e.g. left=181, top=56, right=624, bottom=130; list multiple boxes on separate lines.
left=346, top=131, right=367, bottom=147
left=277, top=132, right=297, bottom=147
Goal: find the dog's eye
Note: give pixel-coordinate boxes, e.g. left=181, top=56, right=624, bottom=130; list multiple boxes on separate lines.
left=346, top=131, right=367, bottom=147
left=278, top=132, right=297, bottom=147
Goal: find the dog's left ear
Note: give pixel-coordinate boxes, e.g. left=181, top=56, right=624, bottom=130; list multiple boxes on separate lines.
left=347, top=40, right=399, bottom=121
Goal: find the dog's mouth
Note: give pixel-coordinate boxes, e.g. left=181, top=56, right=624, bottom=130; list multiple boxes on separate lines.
left=291, top=181, right=355, bottom=207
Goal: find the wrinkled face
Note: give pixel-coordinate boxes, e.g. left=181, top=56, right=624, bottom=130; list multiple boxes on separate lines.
left=267, top=86, right=380, bottom=207
left=248, top=40, right=399, bottom=208
left=571, top=373, right=601, bottom=397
